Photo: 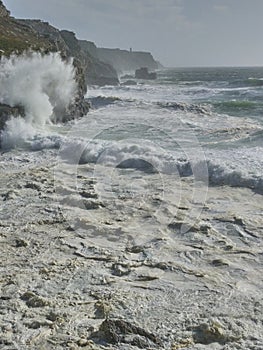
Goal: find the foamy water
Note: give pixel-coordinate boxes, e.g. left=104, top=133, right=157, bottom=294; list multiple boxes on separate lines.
left=1, top=57, right=263, bottom=349
left=1, top=62, right=263, bottom=195
left=0, top=52, right=76, bottom=148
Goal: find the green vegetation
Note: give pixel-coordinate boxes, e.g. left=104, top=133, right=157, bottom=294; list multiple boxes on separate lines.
left=0, top=37, right=30, bottom=55
left=0, top=18, right=52, bottom=57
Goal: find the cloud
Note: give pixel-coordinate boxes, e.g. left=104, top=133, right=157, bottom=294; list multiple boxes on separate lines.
left=6, top=0, right=263, bottom=66
left=213, top=4, right=228, bottom=12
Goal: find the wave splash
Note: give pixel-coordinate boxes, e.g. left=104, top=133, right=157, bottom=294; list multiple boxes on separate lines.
left=0, top=52, right=77, bottom=149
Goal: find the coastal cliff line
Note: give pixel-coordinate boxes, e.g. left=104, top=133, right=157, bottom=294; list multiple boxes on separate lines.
left=0, top=0, right=161, bottom=131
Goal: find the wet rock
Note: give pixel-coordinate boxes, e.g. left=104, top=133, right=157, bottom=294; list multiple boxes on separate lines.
left=25, top=182, right=42, bottom=191
left=157, top=101, right=210, bottom=115
left=0, top=1, right=10, bottom=17
left=0, top=104, right=25, bottom=132
left=121, top=80, right=137, bottom=86
left=74, top=245, right=115, bottom=262
left=15, top=238, right=28, bottom=247
left=2, top=190, right=19, bottom=201
left=168, top=221, right=197, bottom=232
left=25, top=319, right=53, bottom=329
left=111, top=263, right=131, bottom=277
left=79, top=190, right=98, bottom=199
left=46, top=311, right=61, bottom=322
left=135, top=67, right=157, bottom=80
left=117, top=158, right=158, bottom=174
left=77, top=338, right=89, bottom=347
left=126, top=245, right=145, bottom=254
left=21, top=291, right=49, bottom=308
left=121, top=74, right=134, bottom=79
left=94, top=300, right=112, bottom=319
left=91, top=319, right=162, bottom=348
left=193, top=321, right=228, bottom=345
left=83, top=199, right=102, bottom=210
left=211, top=259, right=229, bottom=267
left=135, top=274, right=159, bottom=282
left=171, top=338, right=194, bottom=349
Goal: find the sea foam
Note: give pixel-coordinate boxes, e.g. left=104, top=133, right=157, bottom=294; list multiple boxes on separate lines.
left=0, top=52, right=77, bottom=148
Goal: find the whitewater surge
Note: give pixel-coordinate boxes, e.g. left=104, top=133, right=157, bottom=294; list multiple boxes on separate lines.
left=1, top=66, right=263, bottom=349
left=0, top=52, right=77, bottom=148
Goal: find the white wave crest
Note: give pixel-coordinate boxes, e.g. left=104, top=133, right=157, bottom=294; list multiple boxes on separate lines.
left=0, top=52, right=77, bottom=148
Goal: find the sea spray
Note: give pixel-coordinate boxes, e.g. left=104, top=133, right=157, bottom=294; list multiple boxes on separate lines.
left=0, top=52, right=77, bottom=148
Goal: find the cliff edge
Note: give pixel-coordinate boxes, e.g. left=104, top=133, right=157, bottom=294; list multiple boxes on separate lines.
left=79, top=40, right=160, bottom=74
left=0, top=1, right=118, bottom=129
left=0, top=0, right=162, bottom=132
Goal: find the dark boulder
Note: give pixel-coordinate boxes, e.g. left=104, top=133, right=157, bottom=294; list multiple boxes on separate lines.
left=0, top=1, right=10, bottom=17
left=121, top=74, right=134, bottom=79
left=79, top=40, right=119, bottom=86
left=121, top=80, right=137, bottom=86
left=0, top=104, right=25, bottom=130
left=135, top=67, right=157, bottom=80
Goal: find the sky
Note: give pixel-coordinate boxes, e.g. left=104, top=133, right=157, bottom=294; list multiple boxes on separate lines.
left=4, top=0, right=263, bottom=67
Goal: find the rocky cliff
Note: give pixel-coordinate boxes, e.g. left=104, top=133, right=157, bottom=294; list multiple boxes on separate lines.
left=97, top=48, right=159, bottom=74
left=0, top=0, right=9, bottom=17
left=0, top=1, right=119, bottom=129
left=79, top=40, right=119, bottom=86
left=77, top=40, right=160, bottom=74
left=12, top=20, right=89, bottom=120
left=0, top=0, right=161, bottom=131
left=61, top=32, right=119, bottom=86
left=0, top=2, right=52, bottom=56
left=77, top=39, right=160, bottom=74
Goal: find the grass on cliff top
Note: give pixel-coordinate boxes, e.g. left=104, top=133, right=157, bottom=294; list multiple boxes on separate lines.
left=0, top=17, right=51, bottom=56
left=0, top=37, right=31, bottom=55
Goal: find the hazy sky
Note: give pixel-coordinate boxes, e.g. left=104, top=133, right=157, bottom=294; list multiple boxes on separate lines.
left=4, top=0, right=263, bottom=67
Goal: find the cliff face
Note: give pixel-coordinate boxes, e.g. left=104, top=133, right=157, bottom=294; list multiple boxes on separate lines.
left=0, top=3, right=52, bottom=57
left=79, top=40, right=98, bottom=58
left=97, top=48, right=159, bottom=74
left=0, top=0, right=10, bottom=17
left=12, top=22, right=119, bottom=87
left=0, top=13, right=89, bottom=122
left=0, top=4, right=119, bottom=128
left=16, top=19, right=68, bottom=54
left=76, top=40, right=160, bottom=74
left=79, top=40, right=119, bottom=86
left=0, top=0, right=161, bottom=131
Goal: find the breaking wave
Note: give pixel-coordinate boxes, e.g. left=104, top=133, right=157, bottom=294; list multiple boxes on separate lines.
left=208, top=162, right=263, bottom=194
left=0, top=52, right=77, bottom=149
left=156, top=101, right=211, bottom=114
left=87, top=95, right=122, bottom=109
left=58, top=136, right=263, bottom=194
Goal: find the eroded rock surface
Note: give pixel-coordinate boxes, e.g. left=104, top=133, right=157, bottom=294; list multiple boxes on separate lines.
left=0, top=149, right=263, bottom=349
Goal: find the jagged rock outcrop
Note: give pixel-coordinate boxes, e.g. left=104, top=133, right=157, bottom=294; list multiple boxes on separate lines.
left=0, top=5, right=52, bottom=57
left=76, top=40, right=160, bottom=75
left=0, top=104, right=25, bottom=130
left=97, top=48, right=159, bottom=74
left=0, top=0, right=10, bottom=17
left=0, top=0, right=160, bottom=130
left=0, top=1, right=119, bottom=129
left=11, top=23, right=119, bottom=87
left=0, top=2, right=56, bottom=128
left=79, top=40, right=98, bottom=58
left=13, top=21, right=89, bottom=120
left=135, top=67, right=157, bottom=80
left=79, top=40, right=119, bottom=86
left=16, top=19, right=68, bottom=53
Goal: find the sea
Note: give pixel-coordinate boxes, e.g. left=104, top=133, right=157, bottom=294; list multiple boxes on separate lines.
left=1, top=55, right=263, bottom=348
left=1, top=57, right=263, bottom=236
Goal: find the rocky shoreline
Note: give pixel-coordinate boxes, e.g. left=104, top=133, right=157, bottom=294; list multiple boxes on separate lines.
left=2, top=2, right=263, bottom=350
left=0, top=0, right=160, bottom=131
left=1, top=149, right=263, bottom=349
